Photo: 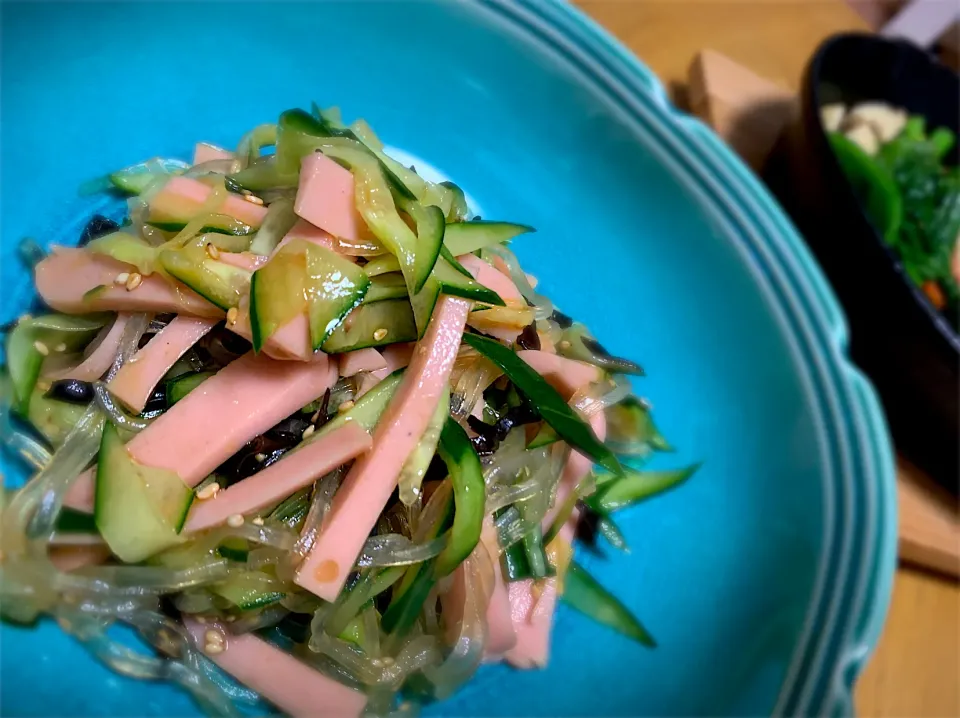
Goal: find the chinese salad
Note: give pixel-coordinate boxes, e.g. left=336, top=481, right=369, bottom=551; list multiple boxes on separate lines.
left=0, top=106, right=696, bottom=716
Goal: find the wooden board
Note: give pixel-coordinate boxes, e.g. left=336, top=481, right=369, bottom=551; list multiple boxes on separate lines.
left=687, top=48, right=960, bottom=578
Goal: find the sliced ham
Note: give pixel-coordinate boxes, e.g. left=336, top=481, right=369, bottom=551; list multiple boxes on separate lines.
left=505, top=412, right=604, bottom=669
left=481, top=521, right=517, bottom=659
left=150, top=176, right=267, bottom=229
left=294, top=153, right=366, bottom=241
left=65, top=352, right=336, bottom=512
left=49, top=545, right=111, bottom=572
left=379, top=343, right=415, bottom=374
left=458, top=254, right=523, bottom=304
left=108, top=316, right=217, bottom=413
left=35, top=249, right=220, bottom=317
left=295, top=296, right=471, bottom=601
left=282, top=218, right=336, bottom=250
left=185, top=422, right=372, bottom=532
left=218, top=252, right=268, bottom=272
left=516, top=350, right=600, bottom=400
left=45, top=314, right=130, bottom=382
left=192, top=142, right=233, bottom=166
left=183, top=619, right=366, bottom=718
left=338, top=348, right=387, bottom=377
left=229, top=309, right=312, bottom=362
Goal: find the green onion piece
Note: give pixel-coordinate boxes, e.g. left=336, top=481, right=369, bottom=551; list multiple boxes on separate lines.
left=521, top=525, right=549, bottom=579
left=433, top=419, right=485, bottom=578
left=500, top=538, right=533, bottom=582
left=462, top=333, right=622, bottom=476
left=562, top=561, right=655, bottom=647
left=588, top=464, right=700, bottom=514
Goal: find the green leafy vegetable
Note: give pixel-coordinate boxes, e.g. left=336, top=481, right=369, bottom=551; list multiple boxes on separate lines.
left=563, top=561, right=655, bottom=646
left=462, top=333, right=622, bottom=476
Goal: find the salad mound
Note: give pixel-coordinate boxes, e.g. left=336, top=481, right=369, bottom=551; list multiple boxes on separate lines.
left=0, top=105, right=696, bottom=716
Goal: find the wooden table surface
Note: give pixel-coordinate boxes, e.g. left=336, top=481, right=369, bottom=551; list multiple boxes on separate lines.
left=575, top=2, right=960, bottom=716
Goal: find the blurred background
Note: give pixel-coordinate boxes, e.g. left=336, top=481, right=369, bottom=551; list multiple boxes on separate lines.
left=575, top=1, right=958, bottom=716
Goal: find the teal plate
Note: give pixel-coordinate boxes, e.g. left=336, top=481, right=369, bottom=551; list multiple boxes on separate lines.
left=0, top=1, right=896, bottom=716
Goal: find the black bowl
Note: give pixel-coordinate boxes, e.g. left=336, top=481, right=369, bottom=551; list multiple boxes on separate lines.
left=764, top=33, right=959, bottom=490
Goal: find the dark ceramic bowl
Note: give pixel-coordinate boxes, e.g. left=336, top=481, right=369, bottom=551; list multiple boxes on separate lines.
left=765, top=33, right=959, bottom=489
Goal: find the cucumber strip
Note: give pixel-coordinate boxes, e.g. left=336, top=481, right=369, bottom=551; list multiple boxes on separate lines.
left=363, top=273, right=408, bottom=303
left=228, top=157, right=298, bottom=192
left=109, top=158, right=189, bottom=195
left=304, top=244, right=370, bottom=350
left=249, top=247, right=305, bottom=352
left=87, top=232, right=158, bottom=275
left=147, top=216, right=253, bottom=237
left=94, top=423, right=193, bottom=563
left=249, top=198, right=297, bottom=256
left=439, top=181, right=470, bottom=222
left=443, top=220, right=534, bottom=256
left=320, top=299, right=417, bottom=354
left=394, top=194, right=444, bottom=294
left=211, top=571, right=285, bottom=611
left=362, top=255, right=401, bottom=277
left=325, top=369, right=402, bottom=433
left=159, top=249, right=252, bottom=311
left=217, top=537, right=250, bottom=562
left=5, top=313, right=111, bottom=415
left=164, top=371, right=214, bottom=406
left=439, top=245, right=471, bottom=278
left=27, top=390, right=89, bottom=448
left=433, top=419, right=485, bottom=578
left=397, top=388, right=450, bottom=506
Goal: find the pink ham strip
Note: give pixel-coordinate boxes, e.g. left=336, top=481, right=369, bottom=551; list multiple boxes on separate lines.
left=294, top=152, right=366, bottom=241
left=505, top=412, right=606, bottom=669
left=151, top=176, right=267, bottom=228
left=282, top=218, right=336, bottom=250
left=379, top=343, right=414, bottom=375
left=295, top=296, right=471, bottom=601
left=458, top=254, right=524, bottom=304
left=183, top=619, right=366, bottom=718
left=46, top=314, right=130, bottom=382
left=338, top=348, right=387, bottom=377
left=36, top=249, right=221, bottom=318
left=516, top=350, right=600, bottom=400
left=65, top=352, right=336, bottom=512
left=185, top=422, right=372, bottom=532
left=108, top=316, right=217, bottom=413
left=481, top=521, right=517, bottom=659
left=192, top=142, right=233, bottom=166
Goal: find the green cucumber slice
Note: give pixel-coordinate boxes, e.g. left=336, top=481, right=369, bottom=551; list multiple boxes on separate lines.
left=439, top=181, right=470, bottom=222
left=216, top=536, right=250, bottom=562
left=159, top=249, right=252, bottom=311
left=5, top=313, right=111, bottom=415
left=109, top=158, right=189, bottom=195
left=443, top=221, right=534, bottom=256
left=363, top=273, right=408, bottom=303
left=305, top=245, right=371, bottom=350
left=211, top=571, right=285, bottom=611
left=27, top=390, right=89, bottom=448
left=307, top=370, right=403, bottom=442
left=320, top=299, right=417, bottom=354
left=147, top=215, right=253, bottom=237
left=164, top=371, right=214, bottom=406
left=394, top=194, right=444, bottom=293
left=363, top=255, right=401, bottom=277
left=409, top=255, right=506, bottom=336
left=86, top=232, right=158, bottom=275
left=94, top=423, right=193, bottom=563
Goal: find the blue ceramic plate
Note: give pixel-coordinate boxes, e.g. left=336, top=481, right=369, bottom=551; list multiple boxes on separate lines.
left=0, top=1, right=896, bottom=716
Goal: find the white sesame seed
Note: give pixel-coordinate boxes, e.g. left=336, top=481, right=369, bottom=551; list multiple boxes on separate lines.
left=226, top=307, right=239, bottom=325
left=54, top=343, right=67, bottom=353
left=33, top=340, right=49, bottom=356
left=204, top=628, right=225, bottom=646
left=196, top=483, right=220, bottom=500
left=310, top=410, right=321, bottom=423
left=226, top=514, right=244, bottom=528
left=125, top=272, right=143, bottom=291
left=252, top=517, right=264, bottom=526
left=301, top=425, right=316, bottom=440
left=558, top=340, right=571, bottom=350
left=204, top=642, right=224, bottom=655
left=255, top=453, right=266, bottom=462
left=241, top=189, right=252, bottom=196
left=206, top=243, right=220, bottom=260
left=114, top=272, right=130, bottom=285
left=337, top=400, right=355, bottom=414
left=243, top=194, right=264, bottom=206
left=373, top=328, right=388, bottom=341
left=225, top=615, right=236, bottom=623
left=196, top=615, right=207, bottom=624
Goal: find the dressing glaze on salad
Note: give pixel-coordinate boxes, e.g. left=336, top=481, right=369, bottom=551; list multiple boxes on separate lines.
left=0, top=106, right=696, bottom=716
